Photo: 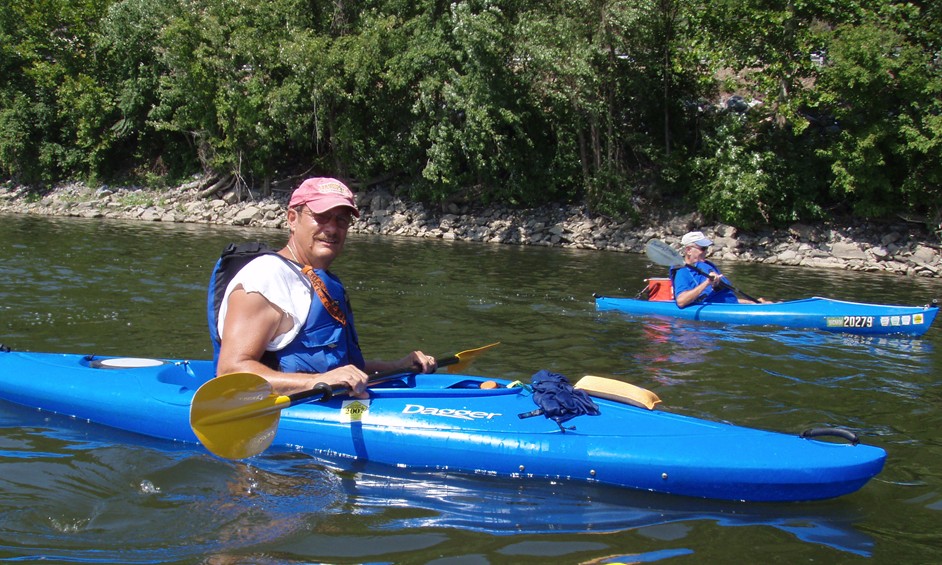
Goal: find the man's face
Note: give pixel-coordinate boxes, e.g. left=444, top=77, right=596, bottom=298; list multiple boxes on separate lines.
left=684, top=244, right=708, bottom=262
left=288, top=205, right=354, bottom=268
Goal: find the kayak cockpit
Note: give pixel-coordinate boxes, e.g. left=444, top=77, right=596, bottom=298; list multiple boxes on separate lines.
left=369, top=374, right=524, bottom=397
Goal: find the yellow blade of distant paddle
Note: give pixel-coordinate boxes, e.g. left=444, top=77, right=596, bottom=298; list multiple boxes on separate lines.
left=445, top=342, right=500, bottom=373
left=189, top=372, right=287, bottom=459
left=575, top=375, right=662, bottom=410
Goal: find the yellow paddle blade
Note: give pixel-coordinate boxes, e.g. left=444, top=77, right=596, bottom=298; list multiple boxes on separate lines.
left=575, top=375, right=662, bottom=410
left=189, top=372, right=287, bottom=459
left=446, top=342, right=500, bottom=373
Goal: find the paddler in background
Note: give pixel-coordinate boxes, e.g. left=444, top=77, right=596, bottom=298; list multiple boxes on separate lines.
left=208, top=177, right=437, bottom=397
left=671, top=230, right=770, bottom=308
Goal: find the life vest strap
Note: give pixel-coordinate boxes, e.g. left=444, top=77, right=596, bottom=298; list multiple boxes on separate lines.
left=301, top=265, right=347, bottom=326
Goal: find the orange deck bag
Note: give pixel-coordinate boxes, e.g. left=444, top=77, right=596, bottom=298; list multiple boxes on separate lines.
left=645, top=278, right=673, bottom=301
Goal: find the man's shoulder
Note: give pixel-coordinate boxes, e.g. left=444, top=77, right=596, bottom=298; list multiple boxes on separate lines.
left=672, top=266, right=695, bottom=280
left=239, top=253, right=300, bottom=278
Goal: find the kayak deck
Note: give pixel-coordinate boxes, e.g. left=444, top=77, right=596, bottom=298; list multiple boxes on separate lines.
left=0, top=349, right=886, bottom=502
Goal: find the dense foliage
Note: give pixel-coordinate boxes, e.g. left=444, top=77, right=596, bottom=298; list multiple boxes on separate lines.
left=1, top=0, right=940, bottom=230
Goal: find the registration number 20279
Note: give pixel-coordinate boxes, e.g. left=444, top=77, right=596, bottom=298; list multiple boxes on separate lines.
left=826, top=315, right=874, bottom=328
left=842, top=315, right=873, bottom=328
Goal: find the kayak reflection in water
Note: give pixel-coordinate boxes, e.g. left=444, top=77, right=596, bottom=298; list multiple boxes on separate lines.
left=209, top=177, right=437, bottom=397
left=671, top=231, right=772, bottom=308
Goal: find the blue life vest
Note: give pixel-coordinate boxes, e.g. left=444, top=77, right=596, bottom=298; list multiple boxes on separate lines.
left=669, top=260, right=737, bottom=304
left=206, top=242, right=364, bottom=373
left=272, top=268, right=365, bottom=373
left=668, top=259, right=721, bottom=284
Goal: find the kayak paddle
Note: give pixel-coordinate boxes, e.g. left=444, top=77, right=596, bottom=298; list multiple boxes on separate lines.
left=644, top=239, right=761, bottom=303
left=190, top=342, right=499, bottom=459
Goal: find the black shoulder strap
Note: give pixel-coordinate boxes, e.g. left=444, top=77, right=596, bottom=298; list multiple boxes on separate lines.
left=207, top=242, right=302, bottom=345
left=219, top=241, right=275, bottom=261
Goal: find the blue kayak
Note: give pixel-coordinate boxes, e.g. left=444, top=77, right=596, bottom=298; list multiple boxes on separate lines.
left=596, top=295, right=939, bottom=336
left=0, top=348, right=886, bottom=502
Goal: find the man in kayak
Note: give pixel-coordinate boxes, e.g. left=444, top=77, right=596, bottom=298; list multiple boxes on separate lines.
left=672, top=231, right=768, bottom=308
left=210, top=177, right=437, bottom=397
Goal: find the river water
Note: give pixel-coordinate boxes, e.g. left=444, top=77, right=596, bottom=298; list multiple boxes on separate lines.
left=1, top=213, right=941, bottom=563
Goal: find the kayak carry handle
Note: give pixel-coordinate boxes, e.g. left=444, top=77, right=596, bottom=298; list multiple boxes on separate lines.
left=800, top=427, right=860, bottom=445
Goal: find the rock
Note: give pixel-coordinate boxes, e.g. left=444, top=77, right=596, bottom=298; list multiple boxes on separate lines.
left=140, top=208, right=162, bottom=222
left=911, top=244, right=939, bottom=266
left=789, top=223, right=820, bottom=242
left=232, top=206, right=262, bottom=225
left=829, top=241, right=868, bottom=260
left=667, top=212, right=700, bottom=235
left=881, top=232, right=902, bottom=246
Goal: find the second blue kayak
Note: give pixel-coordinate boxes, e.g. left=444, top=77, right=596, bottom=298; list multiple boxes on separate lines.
left=596, top=295, right=938, bottom=336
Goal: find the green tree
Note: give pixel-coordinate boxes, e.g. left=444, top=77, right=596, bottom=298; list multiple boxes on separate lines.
left=94, top=0, right=194, bottom=183
left=513, top=0, right=713, bottom=215
left=0, top=0, right=112, bottom=183
left=411, top=0, right=549, bottom=204
left=815, top=19, right=942, bottom=221
left=688, top=0, right=866, bottom=227
left=148, top=0, right=327, bottom=191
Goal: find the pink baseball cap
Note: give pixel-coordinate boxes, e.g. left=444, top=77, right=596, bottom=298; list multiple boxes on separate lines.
left=289, top=177, right=360, bottom=217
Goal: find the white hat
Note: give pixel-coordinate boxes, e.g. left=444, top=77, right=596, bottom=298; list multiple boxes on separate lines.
left=681, top=231, right=713, bottom=247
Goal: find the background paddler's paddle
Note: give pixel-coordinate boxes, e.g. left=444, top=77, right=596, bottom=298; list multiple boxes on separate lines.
left=644, top=239, right=761, bottom=303
left=190, top=342, right=499, bottom=460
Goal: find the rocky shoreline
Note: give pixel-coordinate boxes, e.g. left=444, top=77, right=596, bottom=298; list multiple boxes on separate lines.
left=1, top=180, right=940, bottom=278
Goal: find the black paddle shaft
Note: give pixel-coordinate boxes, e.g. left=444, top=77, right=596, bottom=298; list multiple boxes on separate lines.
left=288, top=355, right=460, bottom=404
